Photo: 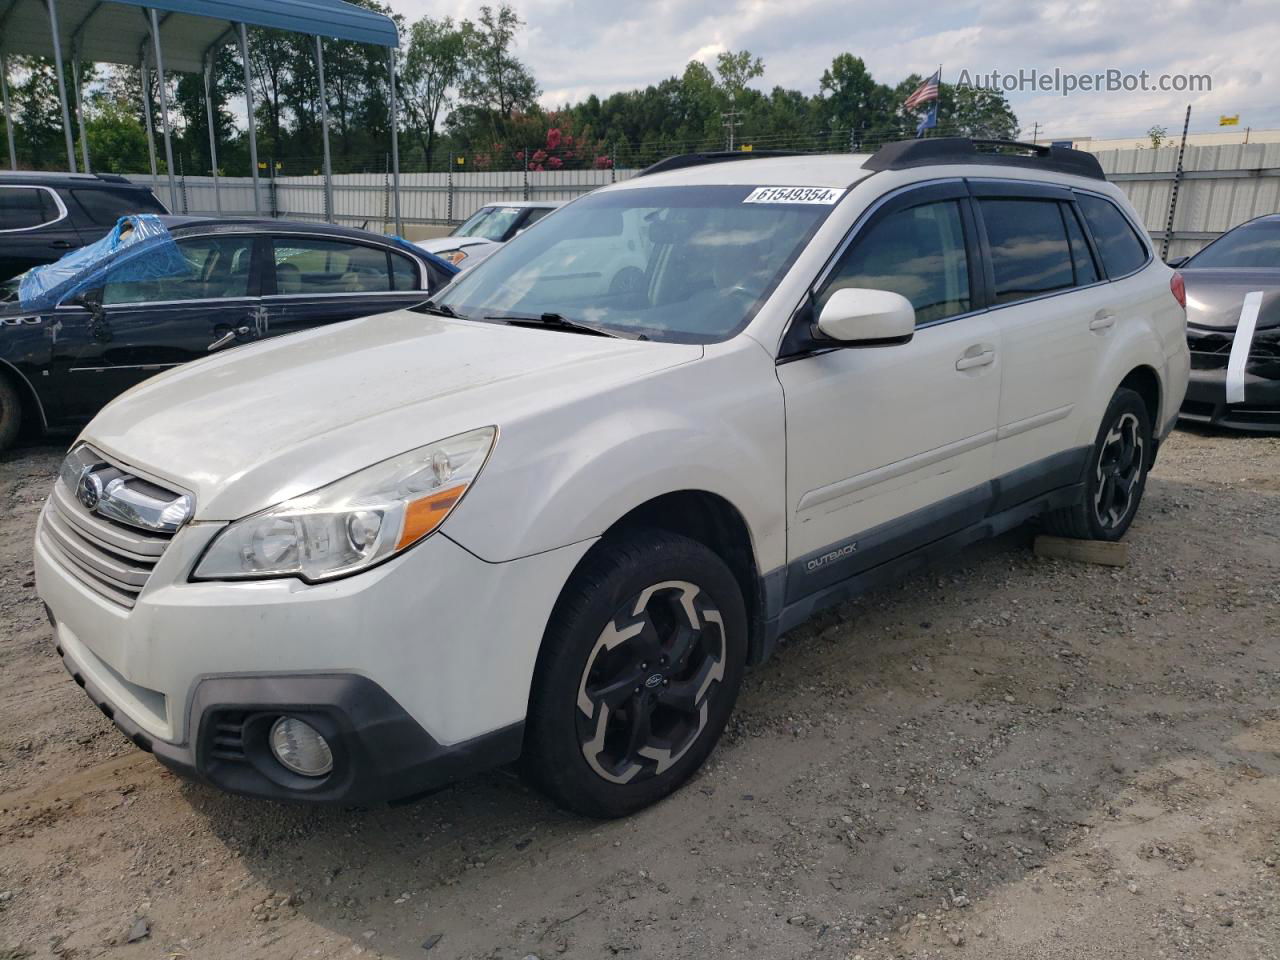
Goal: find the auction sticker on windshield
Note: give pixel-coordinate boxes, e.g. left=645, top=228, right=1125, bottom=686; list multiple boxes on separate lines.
left=744, top=186, right=843, bottom=204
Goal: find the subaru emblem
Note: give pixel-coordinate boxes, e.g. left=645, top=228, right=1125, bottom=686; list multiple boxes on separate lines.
left=77, top=472, right=103, bottom=512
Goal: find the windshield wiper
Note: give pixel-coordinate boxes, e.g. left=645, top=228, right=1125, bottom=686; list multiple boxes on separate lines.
left=483, top=312, right=645, bottom=340
left=415, top=300, right=468, bottom=320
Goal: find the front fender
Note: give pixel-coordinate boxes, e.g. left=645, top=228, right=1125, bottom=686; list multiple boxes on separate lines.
left=443, top=339, right=787, bottom=574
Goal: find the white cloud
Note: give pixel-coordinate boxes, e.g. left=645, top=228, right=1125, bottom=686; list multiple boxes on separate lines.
left=391, top=0, right=1280, bottom=138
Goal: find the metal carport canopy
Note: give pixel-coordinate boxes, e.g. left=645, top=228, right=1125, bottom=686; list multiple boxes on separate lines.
left=0, top=0, right=399, bottom=71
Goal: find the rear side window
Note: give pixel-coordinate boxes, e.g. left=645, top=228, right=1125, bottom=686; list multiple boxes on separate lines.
left=72, top=187, right=168, bottom=227
left=273, top=237, right=393, bottom=294
left=0, top=187, right=58, bottom=230
left=820, top=200, right=971, bottom=325
left=979, top=198, right=1074, bottom=305
left=1076, top=194, right=1148, bottom=278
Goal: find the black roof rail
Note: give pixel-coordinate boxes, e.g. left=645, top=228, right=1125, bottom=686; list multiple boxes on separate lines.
left=862, top=137, right=1105, bottom=181
left=637, top=150, right=802, bottom=177
left=94, top=173, right=132, bottom=183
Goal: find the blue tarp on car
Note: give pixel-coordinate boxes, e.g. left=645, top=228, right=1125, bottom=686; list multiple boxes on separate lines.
left=18, top=215, right=189, bottom=312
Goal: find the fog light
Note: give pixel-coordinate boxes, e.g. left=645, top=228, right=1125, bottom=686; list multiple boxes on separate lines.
left=269, top=716, right=333, bottom=777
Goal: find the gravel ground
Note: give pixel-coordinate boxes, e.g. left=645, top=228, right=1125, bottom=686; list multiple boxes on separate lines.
left=1, top=426, right=1278, bottom=960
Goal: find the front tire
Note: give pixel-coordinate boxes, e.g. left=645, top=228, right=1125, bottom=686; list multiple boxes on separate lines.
left=522, top=530, right=747, bottom=818
left=0, top=376, right=22, bottom=453
left=1044, top=387, right=1152, bottom=541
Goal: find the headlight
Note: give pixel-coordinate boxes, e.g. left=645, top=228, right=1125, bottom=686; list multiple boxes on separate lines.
left=192, top=427, right=496, bottom=583
left=439, top=249, right=469, bottom=265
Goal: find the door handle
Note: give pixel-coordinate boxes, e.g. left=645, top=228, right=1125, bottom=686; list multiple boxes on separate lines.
left=49, top=240, right=74, bottom=249
left=208, top=326, right=252, bottom=352
left=1089, top=310, right=1117, bottom=331
left=955, top=348, right=996, bottom=371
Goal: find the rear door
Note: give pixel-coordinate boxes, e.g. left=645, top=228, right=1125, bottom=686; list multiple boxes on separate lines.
left=0, top=185, right=80, bottom=281
left=261, top=234, right=435, bottom=338
left=50, top=232, right=264, bottom=421
left=972, top=182, right=1112, bottom=493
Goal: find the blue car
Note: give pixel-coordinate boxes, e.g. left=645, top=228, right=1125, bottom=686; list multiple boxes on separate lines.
left=0, top=216, right=457, bottom=450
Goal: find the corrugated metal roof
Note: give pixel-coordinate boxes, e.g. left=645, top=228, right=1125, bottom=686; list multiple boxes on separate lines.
left=0, top=0, right=397, bottom=72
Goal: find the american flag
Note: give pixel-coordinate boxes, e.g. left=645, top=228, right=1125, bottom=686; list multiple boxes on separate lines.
left=904, top=70, right=941, bottom=110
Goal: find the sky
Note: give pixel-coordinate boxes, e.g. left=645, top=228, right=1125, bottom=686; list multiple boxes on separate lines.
left=394, top=0, right=1279, bottom=142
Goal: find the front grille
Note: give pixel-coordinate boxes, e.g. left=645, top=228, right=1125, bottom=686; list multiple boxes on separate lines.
left=39, top=470, right=176, bottom=610
left=1188, top=328, right=1280, bottom=371
left=1187, top=330, right=1232, bottom=370
left=208, top=711, right=249, bottom=762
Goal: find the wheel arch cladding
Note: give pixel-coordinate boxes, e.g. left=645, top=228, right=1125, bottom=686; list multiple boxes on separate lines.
left=559, top=490, right=770, bottom=666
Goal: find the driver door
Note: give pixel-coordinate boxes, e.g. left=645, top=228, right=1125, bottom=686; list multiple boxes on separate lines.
left=50, top=233, right=265, bottom=421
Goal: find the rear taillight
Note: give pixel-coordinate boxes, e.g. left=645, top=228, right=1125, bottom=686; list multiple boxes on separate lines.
left=1170, top=271, right=1186, bottom=309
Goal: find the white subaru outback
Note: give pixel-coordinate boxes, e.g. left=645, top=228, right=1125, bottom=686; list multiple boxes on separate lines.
left=36, top=139, right=1189, bottom=818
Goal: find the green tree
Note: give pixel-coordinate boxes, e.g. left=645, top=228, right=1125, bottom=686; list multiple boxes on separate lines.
left=402, top=15, right=466, bottom=163
left=456, top=4, right=538, bottom=145
left=936, top=81, right=1018, bottom=140
left=714, top=49, right=764, bottom=103
left=818, top=54, right=899, bottom=146
left=84, top=99, right=151, bottom=172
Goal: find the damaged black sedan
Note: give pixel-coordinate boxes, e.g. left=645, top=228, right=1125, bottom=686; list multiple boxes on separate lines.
left=1174, top=214, right=1280, bottom=431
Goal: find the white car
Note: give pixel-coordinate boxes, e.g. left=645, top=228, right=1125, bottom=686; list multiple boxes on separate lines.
left=417, top=200, right=563, bottom=268
left=36, top=140, right=1189, bottom=818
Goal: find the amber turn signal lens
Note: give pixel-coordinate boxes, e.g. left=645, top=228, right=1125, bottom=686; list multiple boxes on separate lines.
left=396, top=485, right=466, bottom=549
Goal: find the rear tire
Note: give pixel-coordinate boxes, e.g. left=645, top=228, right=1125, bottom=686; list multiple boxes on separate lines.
left=0, top=375, right=22, bottom=454
left=1043, top=387, right=1152, bottom=541
left=522, top=529, right=747, bottom=818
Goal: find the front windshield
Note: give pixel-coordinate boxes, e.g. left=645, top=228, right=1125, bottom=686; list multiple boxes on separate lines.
left=1186, top=220, right=1280, bottom=269
left=436, top=185, right=839, bottom=343
left=452, top=206, right=524, bottom=241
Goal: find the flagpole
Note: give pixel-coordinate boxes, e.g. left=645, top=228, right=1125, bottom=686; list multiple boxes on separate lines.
left=933, top=64, right=942, bottom=138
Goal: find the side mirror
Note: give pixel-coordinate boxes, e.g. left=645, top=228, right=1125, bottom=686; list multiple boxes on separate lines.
left=1166, top=255, right=1188, bottom=268
left=816, top=288, right=915, bottom=346
left=68, top=288, right=110, bottom=340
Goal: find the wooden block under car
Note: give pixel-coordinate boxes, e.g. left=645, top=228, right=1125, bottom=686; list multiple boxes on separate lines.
left=1033, top=535, right=1129, bottom=567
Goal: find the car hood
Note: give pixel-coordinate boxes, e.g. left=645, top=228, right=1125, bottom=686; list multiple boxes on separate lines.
left=84, top=310, right=702, bottom=521
left=1182, top=268, right=1280, bottom=331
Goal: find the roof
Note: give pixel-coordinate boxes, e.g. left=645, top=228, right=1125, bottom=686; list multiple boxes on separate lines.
left=0, top=0, right=398, bottom=73
left=157, top=216, right=403, bottom=242
left=0, top=171, right=150, bottom=188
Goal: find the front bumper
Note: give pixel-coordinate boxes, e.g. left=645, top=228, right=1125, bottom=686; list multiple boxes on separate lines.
left=1180, top=368, right=1280, bottom=432
left=52, top=631, right=522, bottom=803
left=36, top=502, right=592, bottom=803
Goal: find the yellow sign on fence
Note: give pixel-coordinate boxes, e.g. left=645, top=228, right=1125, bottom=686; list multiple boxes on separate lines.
left=1219, top=114, right=1240, bottom=126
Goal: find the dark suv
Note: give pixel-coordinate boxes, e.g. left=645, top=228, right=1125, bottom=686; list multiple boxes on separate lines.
left=0, top=173, right=168, bottom=283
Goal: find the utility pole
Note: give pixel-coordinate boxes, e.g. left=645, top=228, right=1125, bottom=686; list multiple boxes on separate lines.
left=722, top=110, right=741, bottom=151
left=1029, top=121, right=1040, bottom=145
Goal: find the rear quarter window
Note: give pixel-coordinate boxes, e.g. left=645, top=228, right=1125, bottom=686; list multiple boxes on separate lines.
left=1076, top=193, right=1149, bottom=278
left=71, top=187, right=168, bottom=227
